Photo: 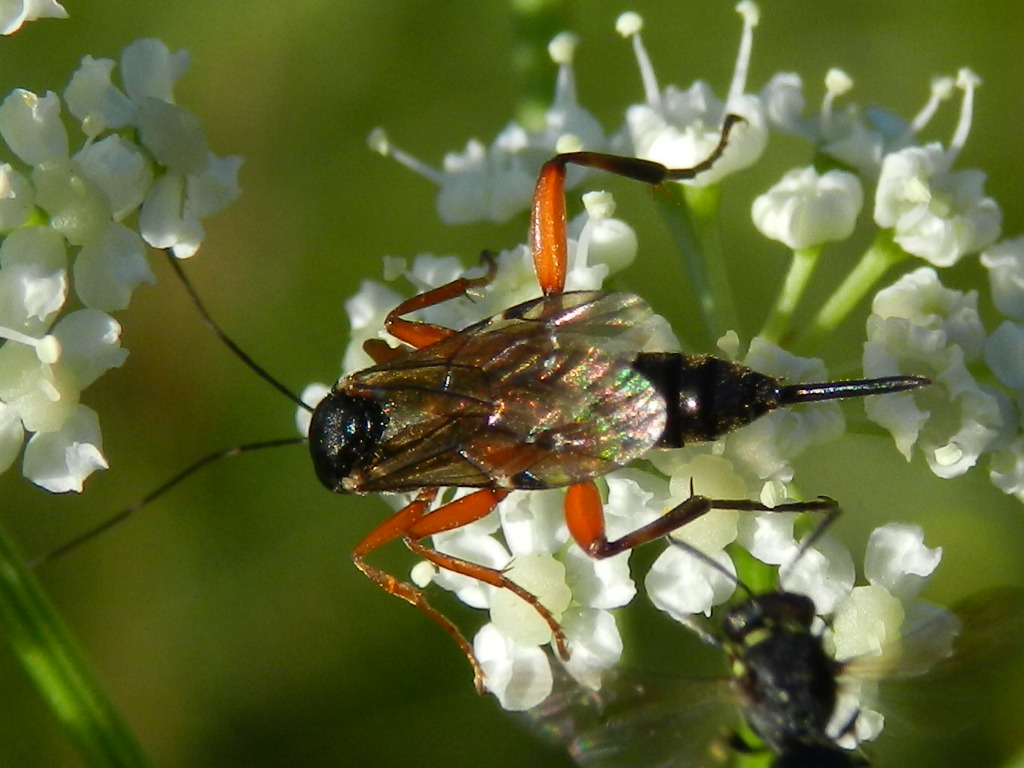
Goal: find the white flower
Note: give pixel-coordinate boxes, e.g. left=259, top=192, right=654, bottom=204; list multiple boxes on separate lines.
left=827, top=524, right=955, bottom=745
left=0, top=306, right=127, bottom=490
left=424, top=485, right=637, bottom=710
left=22, top=404, right=107, bottom=493
left=722, top=337, right=847, bottom=484
left=864, top=312, right=1004, bottom=478
left=64, top=39, right=242, bottom=259
left=864, top=269, right=1010, bottom=479
left=51, top=309, right=130, bottom=390
left=369, top=32, right=604, bottom=225
left=752, top=166, right=863, bottom=250
left=980, top=236, right=1024, bottom=321
left=646, top=545, right=737, bottom=620
left=0, top=226, right=67, bottom=332
left=762, top=69, right=953, bottom=178
left=862, top=523, right=942, bottom=603
left=619, top=4, right=767, bottom=185
left=779, top=532, right=856, bottom=615
left=0, top=38, right=242, bottom=491
left=988, top=436, right=1024, bottom=502
left=874, top=144, right=1001, bottom=266
left=73, top=224, right=154, bottom=312
left=571, top=191, right=637, bottom=285
left=645, top=451, right=799, bottom=618
left=985, top=321, right=1024, bottom=390
left=870, top=266, right=986, bottom=362
left=74, top=135, right=153, bottom=220
left=474, top=623, right=552, bottom=711
left=64, top=56, right=138, bottom=137
left=32, top=157, right=111, bottom=246
left=0, top=0, right=67, bottom=35
left=0, top=89, right=69, bottom=166
left=0, top=163, right=34, bottom=231
left=873, top=71, right=1001, bottom=266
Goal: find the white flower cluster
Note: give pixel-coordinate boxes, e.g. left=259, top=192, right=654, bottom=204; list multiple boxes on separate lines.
left=344, top=1, right=994, bottom=725
left=0, top=39, right=241, bottom=492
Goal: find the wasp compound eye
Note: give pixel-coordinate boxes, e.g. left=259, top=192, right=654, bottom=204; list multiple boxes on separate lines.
left=308, top=390, right=387, bottom=492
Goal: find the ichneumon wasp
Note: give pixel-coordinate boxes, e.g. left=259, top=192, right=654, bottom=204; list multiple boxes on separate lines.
left=42, top=114, right=928, bottom=691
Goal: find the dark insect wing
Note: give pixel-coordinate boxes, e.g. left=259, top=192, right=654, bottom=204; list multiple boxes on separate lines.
left=526, top=663, right=739, bottom=768
left=344, top=291, right=668, bottom=492
left=854, top=586, right=1024, bottom=759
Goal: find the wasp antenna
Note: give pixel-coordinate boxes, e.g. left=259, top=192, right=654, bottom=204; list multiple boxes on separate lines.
left=668, top=537, right=752, bottom=599
left=778, top=502, right=842, bottom=584
left=165, top=253, right=313, bottom=412
left=778, top=375, right=930, bottom=405
left=31, top=437, right=306, bottom=568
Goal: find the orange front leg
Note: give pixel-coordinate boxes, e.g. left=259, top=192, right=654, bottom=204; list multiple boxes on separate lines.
left=383, top=252, right=498, bottom=349
left=351, top=489, right=491, bottom=690
left=352, top=487, right=572, bottom=693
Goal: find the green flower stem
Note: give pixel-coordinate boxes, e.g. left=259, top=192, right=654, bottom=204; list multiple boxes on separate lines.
left=759, top=245, right=823, bottom=346
left=656, top=183, right=739, bottom=346
left=794, top=229, right=910, bottom=354
left=0, top=523, right=151, bottom=768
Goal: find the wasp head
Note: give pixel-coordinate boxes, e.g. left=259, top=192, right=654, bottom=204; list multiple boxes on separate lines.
left=723, top=592, right=817, bottom=644
left=308, top=390, right=387, bottom=493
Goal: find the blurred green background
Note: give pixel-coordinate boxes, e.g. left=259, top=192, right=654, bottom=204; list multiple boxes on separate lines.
left=1, top=1, right=1023, bottom=766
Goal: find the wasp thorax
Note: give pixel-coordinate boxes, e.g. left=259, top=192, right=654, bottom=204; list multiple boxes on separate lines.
left=308, top=390, right=387, bottom=493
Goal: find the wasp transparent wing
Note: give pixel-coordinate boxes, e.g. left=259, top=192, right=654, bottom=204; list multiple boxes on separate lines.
left=346, top=292, right=668, bottom=492
left=830, top=586, right=1024, bottom=768
left=526, top=663, right=738, bottom=768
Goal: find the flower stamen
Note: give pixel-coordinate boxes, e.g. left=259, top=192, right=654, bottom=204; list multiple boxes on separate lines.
left=0, top=326, right=61, bottom=364
left=949, top=67, right=981, bottom=160
left=616, top=12, right=660, bottom=109
left=907, top=76, right=955, bottom=136
left=548, top=32, right=581, bottom=114
left=366, top=127, right=444, bottom=185
left=821, top=68, right=853, bottom=133
left=729, top=2, right=761, bottom=108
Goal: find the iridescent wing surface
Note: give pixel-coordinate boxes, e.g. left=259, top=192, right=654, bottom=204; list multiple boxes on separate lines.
left=343, top=291, right=668, bottom=493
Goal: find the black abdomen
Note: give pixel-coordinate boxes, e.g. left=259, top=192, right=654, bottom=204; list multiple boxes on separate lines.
left=631, top=352, right=783, bottom=447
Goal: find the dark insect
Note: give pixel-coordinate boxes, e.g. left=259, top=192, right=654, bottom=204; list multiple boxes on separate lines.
left=43, top=116, right=928, bottom=690
left=527, top=513, right=1024, bottom=768
left=719, top=589, right=860, bottom=767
